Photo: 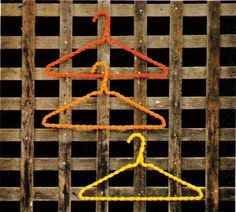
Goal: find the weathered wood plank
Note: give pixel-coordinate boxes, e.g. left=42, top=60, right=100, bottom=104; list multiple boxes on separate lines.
left=71, top=187, right=234, bottom=201
left=1, top=66, right=235, bottom=80
left=0, top=128, right=234, bottom=142
left=1, top=187, right=234, bottom=202
left=148, top=3, right=223, bottom=17
left=33, top=187, right=59, bottom=201
left=1, top=96, right=236, bottom=111
left=0, top=158, right=20, bottom=170
left=220, top=3, right=236, bottom=16
left=2, top=35, right=235, bottom=49
left=20, top=1, right=35, bottom=211
left=182, top=66, right=236, bottom=79
left=133, top=2, right=147, bottom=211
left=1, top=157, right=234, bottom=172
left=169, top=2, right=183, bottom=212
left=96, top=2, right=110, bottom=212
left=58, top=1, right=73, bottom=211
left=0, top=188, right=20, bottom=201
left=206, top=2, right=220, bottom=211
left=1, top=3, right=22, bottom=16
left=2, top=3, right=236, bottom=16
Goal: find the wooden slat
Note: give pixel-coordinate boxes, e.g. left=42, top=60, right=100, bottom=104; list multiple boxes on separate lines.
left=220, top=3, right=236, bottom=16
left=169, top=2, right=183, bottom=211
left=1, top=157, right=234, bottom=172
left=133, top=2, right=147, bottom=212
left=182, top=66, right=236, bottom=79
left=58, top=1, right=73, bottom=211
left=206, top=2, right=220, bottom=211
left=1, top=3, right=22, bottom=16
left=0, top=158, right=21, bottom=170
left=0, top=128, right=235, bottom=142
left=1, top=3, right=235, bottom=17
left=96, top=2, right=110, bottom=212
left=2, top=34, right=236, bottom=49
left=0, top=187, right=234, bottom=202
left=0, top=188, right=20, bottom=201
left=219, top=187, right=235, bottom=201
left=2, top=3, right=236, bottom=16
left=33, top=187, right=59, bottom=201
left=32, top=187, right=236, bottom=202
left=1, top=96, right=236, bottom=111
left=20, top=1, right=35, bottom=211
left=1, top=66, right=235, bottom=80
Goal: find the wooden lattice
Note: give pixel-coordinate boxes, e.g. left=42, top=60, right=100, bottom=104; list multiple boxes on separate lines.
left=0, top=1, right=235, bottom=211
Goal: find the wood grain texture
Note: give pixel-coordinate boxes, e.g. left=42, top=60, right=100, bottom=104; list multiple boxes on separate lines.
left=2, top=3, right=236, bottom=17
left=20, top=1, right=35, bottom=211
left=2, top=35, right=236, bottom=49
left=1, top=66, right=235, bottom=80
left=1, top=187, right=234, bottom=202
left=58, top=1, right=73, bottom=212
left=2, top=3, right=236, bottom=16
left=1, top=157, right=234, bottom=172
left=206, top=2, right=220, bottom=212
left=96, top=2, right=110, bottom=212
left=0, top=128, right=234, bottom=142
left=134, top=2, right=147, bottom=212
left=169, top=2, right=183, bottom=212
left=1, top=96, right=236, bottom=111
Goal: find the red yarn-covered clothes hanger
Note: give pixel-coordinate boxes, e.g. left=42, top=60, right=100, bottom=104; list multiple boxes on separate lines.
left=45, top=11, right=169, bottom=79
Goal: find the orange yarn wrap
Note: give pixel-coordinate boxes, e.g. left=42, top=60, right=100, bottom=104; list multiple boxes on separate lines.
left=42, top=62, right=166, bottom=130
left=45, top=11, right=169, bottom=79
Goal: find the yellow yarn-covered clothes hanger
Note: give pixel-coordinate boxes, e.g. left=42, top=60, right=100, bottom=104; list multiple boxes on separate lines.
left=78, top=133, right=204, bottom=201
left=42, top=62, right=166, bottom=130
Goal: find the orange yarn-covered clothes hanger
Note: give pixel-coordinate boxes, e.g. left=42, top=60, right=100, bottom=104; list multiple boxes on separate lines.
left=44, top=11, right=168, bottom=79
left=78, top=133, right=204, bottom=201
left=42, top=62, right=166, bottom=130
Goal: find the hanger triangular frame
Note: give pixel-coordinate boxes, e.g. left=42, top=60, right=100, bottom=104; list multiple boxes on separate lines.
left=42, top=62, right=166, bottom=130
left=45, top=11, right=168, bottom=79
left=78, top=133, right=204, bottom=201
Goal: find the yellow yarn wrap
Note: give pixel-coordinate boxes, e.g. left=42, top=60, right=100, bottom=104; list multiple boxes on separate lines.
left=78, top=133, right=204, bottom=201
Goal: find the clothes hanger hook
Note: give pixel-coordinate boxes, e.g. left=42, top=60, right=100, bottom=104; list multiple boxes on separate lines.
left=90, top=61, right=109, bottom=91
left=92, top=11, right=110, bottom=40
left=127, top=133, right=146, bottom=164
